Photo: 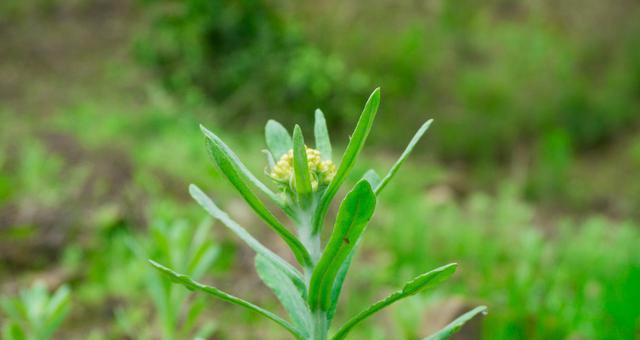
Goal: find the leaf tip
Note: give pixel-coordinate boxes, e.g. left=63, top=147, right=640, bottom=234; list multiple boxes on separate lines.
left=148, top=259, right=162, bottom=269
left=265, top=119, right=278, bottom=129
left=424, top=118, right=434, bottom=129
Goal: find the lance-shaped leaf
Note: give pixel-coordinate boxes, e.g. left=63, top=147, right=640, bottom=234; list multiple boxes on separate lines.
left=326, top=251, right=353, bottom=322
left=189, top=185, right=305, bottom=291
left=200, top=127, right=312, bottom=268
left=265, top=120, right=293, bottom=159
left=255, top=255, right=313, bottom=337
left=329, top=121, right=433, bottom=315
left=332, top=263, right=458, bottom=340
left=149, top=260, right=304, bottom=339
left=312, top=88, right=380, bottom=235
left=292, top=125, right=313, bottom=197
left=314, top=109, right=332, bottom=160
left=375, top=119, right=433, bottom=195
left=201, top=125, right=281, bottom=204
left=423, top=306, right=488, bottom=340
left=43, top=285, right=71, bottom=339
left=308, top=180, right=376, bottom=311
left=325, top=169, right=379, bottom=321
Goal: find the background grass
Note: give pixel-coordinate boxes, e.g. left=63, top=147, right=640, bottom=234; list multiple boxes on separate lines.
left=1, top=0, right=639, bottom=339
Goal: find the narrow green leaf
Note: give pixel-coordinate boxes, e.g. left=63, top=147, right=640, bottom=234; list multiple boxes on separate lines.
left=375, top=119, right=433, bottom=195
left=149, top=260, right=304, bottom=339
left=326, top=252, right=353, bottom=322
left=312, top=88, right=380, bottom=235
left=201, top=125, right=281, bottom=204
left=314, top=109, right=332, bottom=160
left=308, top=180, right=376, bottom=311
left=181, top=299, right=206, bottom=338
left=255, top=255, right=313, bottom=337
left=2, top=321, right=25, bottom=340
left=189, top=185, right=306, bottom=290
left=43, top=285, right=70, bottom=338
left=292, top=125, right=313, bottom=196
left=423, top=306, right=488, bottom=340
left=200, top=127, right=313, bottom=268
left=194, top=322, right=217, bottom=339
left=332, top=263, right=458, bottom=340
left=45, top=285, right=70, bottom=319
left=265, top=120, right=293, bottom=159
left=320, top=122, right=429, bottom=306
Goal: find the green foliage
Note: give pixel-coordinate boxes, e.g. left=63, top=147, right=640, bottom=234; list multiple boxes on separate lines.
left=424, top=306, right=488, bottom=340
left=150, top=89, right=484, bottom=339
left=189, top=183, right=305, bottom=289
left=124, top=220, right=218, bottom=339
left=150, top=260, right=303, bottom=338
left=313, top=110, right=332, bottom=161
left=138, top=0, right=640, bottom=175
left=333, top=263, right=458, bottom=339
left=5, top=2, right=640, bottom=335
left=308, top=180, right=376, bottom=312
left=374, top=182, right=640, bottom=339
left=137, top=0, right=366, bottom=124
left=266, top=120, right=294, bottom=160
left=1, top=282, right=71, bottom=340
left=201, top=124, right=313, bottom=267
left=255, top=254, right=313, bottom=336
left=292, top=125, right=314, bottom=197
left=312, top=88, right=380, bottom=235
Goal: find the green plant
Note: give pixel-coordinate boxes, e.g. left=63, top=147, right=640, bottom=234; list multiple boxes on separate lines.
left=149, top=88, right=486, bottom=339
left=122, top=219, right=219, bottom=339
left=1, top=282, right=71, bottom=340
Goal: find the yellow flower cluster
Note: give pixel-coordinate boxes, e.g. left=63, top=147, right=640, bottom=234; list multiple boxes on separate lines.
left=269, top=147, right=336, bottom=191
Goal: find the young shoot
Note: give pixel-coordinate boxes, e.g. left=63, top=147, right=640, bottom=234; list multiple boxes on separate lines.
left=149, top=88, right=486, bottom=339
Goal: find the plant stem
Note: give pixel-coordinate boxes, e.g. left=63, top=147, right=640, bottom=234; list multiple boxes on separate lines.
left=297, top=212, right=321, bottom=263
left=313, top=310, right=328, bottom=340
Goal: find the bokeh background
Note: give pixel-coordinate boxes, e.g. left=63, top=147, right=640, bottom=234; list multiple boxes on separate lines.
left=1, top=0, right=640, bottom=338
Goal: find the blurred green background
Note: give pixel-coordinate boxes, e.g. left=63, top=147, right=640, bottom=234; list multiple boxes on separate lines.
left=1, top=0, right=639, bottom=339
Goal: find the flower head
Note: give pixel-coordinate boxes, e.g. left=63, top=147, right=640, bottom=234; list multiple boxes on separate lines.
left=269, top=147, right=336, bottom=192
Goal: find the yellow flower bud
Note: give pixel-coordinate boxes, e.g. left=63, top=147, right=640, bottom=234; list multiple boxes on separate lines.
left=269, top=147, right=336, bottom=191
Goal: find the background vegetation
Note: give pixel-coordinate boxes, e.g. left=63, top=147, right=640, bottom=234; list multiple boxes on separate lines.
left=1, top=0, right=639, bottom=338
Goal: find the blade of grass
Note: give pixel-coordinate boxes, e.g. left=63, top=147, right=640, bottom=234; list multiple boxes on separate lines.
left=149, top=260, right=304, bottom=339
left=332, top=263, right=458, bottom=340
left=312, top=88, right=380, bottom=235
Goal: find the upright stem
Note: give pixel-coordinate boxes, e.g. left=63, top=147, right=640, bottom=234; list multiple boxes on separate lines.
left=295, top=198, right=329, bottom=339
left=297, top=210, right=321, bottom=263
left=313, top=310, right=328, bottom=340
